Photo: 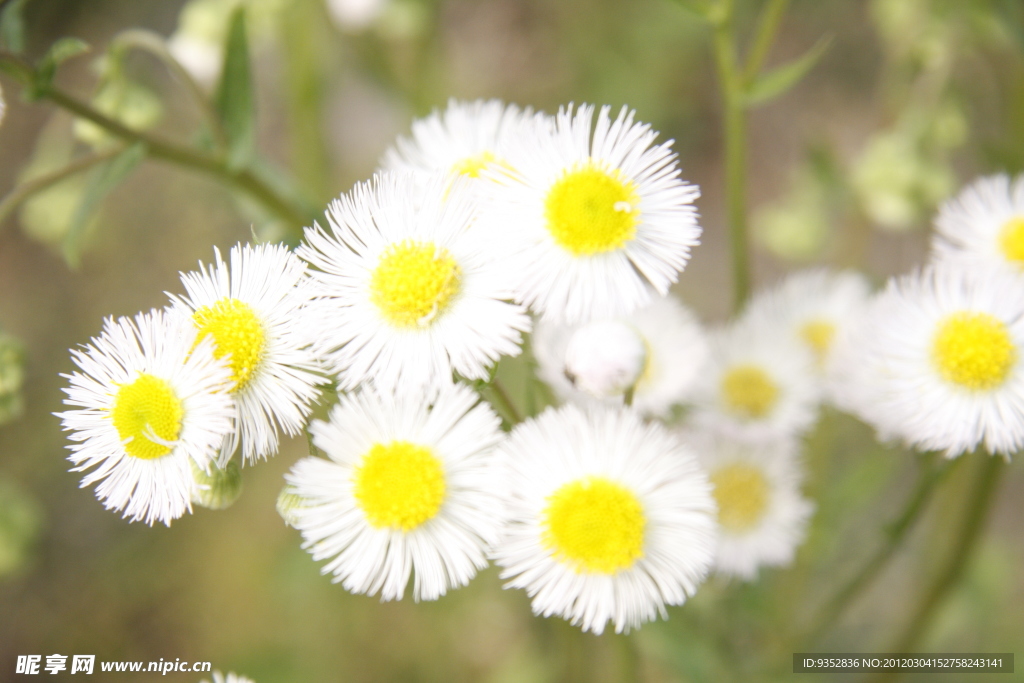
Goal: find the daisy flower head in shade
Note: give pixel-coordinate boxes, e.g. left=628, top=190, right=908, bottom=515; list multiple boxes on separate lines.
left=740, top=269, right=871, bottom=406
left=491, top=404, right=717, bottom=634
left=171, top=243, right=326, bottom=464
left=533, top=294, right=709, bottom=417
left=57, top=309, right=235, bottom=526
left=828, top=264, right=1024, bottom=458
left=932, top=174, right=1024, bottom=274
left=297, top=170, right=531, bottom=392
left=687, top=317, right=819, bottom=442
left=688, top=430, right=814, bottom=580
left=479, top=103, right=701, bottom=324
left=284, top=382, right=505, bottom=601
left=381, top=98, right=547, bottom=187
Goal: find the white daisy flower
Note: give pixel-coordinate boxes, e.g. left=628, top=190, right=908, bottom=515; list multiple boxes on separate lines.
left=284, top=382, right=505, bottom=601
left=741, top=269, right=871, bottom=368
left=533, top=295, right=709, bottom=417
left=57, top=310, right=235, bottom=526
left=688, top=430, right=813, bottom=580
left=478, top=103, right=701, bottom=324
left=297, top=171, right=531, bottom=392
left=932, top=174, right=1024, bottom=273
left=171, top=243, right=326, bottom=464
left=687, top=318, right=819, bottom=442
left=382, top=98, right=545, bottom=184
left=828, top=264, right=1024, bottom=457
left=492, top=404, right=717, bottom=634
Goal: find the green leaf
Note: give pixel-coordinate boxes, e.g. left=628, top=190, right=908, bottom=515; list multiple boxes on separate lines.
left=744, top=36, right=831, bottom=107
left=214, top=6, right=255, bottom=170
left=62, top=142, right=147, bottom=267
left=0, top=0, right=28, bottom=53
left=33, top=37, right=90, bottom=95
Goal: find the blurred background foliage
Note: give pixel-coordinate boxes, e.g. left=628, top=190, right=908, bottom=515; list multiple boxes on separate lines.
left=1, top=0, right=1023, bottom=681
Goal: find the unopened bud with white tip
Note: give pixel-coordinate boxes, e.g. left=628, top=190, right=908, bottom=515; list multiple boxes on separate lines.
left=563, top=319, right=647, bottom=398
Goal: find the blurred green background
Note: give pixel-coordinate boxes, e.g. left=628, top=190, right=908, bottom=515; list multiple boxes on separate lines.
left=1, top=0, right=1023, bottom=681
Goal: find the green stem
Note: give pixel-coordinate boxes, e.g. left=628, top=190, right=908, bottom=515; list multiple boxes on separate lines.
left=743, top=0, right=791, bottom=82
left=712, top=1, right=752, bottom=314
left=489, top=378, right=523, bottom=425
left=803, top=453, right=958, bottom=645
left=870, top=455, right=1005, bottom=683
left=0, top=146, right=123, bottom=225
left=0, top=51, right=313, bottom=233
left=111, top=29, right=230, bottom=151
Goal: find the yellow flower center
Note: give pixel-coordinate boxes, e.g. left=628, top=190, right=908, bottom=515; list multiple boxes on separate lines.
left=193, top=298, right=266, bottom=391
left=932, top=311, right=1016, bottom=390
left=998, top=216, right=1024, bottom=264
left=542, top=476, right=645, bottom=574
left=451, top=150, right=510, bottom=179
left=799, top=319, right=836, bottom=364
left=544, top=161, right=641, bottom=255
left=353, top=441, right=446, bottom=531
left=710, top=463, right=770, bottom=533
left=721, top=364, right=779, bottom=419
left=110, top=373, right=184, bottom=460
left=369, top=240, right=462, bottom=329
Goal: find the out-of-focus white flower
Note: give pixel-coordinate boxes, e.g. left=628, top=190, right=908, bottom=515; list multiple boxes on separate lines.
left=492, top=404, right=717, bottom=634
left=534, top=295, right=708, bottom=416
left=688, top=318, right=819, bottom=442
left=563, top=319, right=647, bottom=398
left=688, top=430, right=813, bottom=580
left=201, top=672, right=255, bottom=683
left=326, top=0, right=389, bottom=32
left=932, top=174, right=1024, bottom=274
left=382, top=99, right=545, bottom=188
left=168, top=32, right=223, bottom=88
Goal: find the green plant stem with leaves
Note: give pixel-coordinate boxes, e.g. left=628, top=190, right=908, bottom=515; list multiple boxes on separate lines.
left=868, top=455, right=1005, bottom=683
left=802, top=452, right=959, bottom=645
left=0, top=36, right=315, bottom=243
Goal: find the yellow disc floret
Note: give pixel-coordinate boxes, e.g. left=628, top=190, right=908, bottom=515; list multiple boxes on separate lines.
left=799, top=319, right=836, bottom=364
left=721, top=364, right=780, bottom=419
left=998, top=216, right=1024, bottom=264
left=710, top=463, right=770, bottom=533
left=452, top=150, right=504, bottom=178
left=544, top=161, right=641, bottom=255
left=353, top=440, right=446, bottom=531
left=193, top=298, right=266, bottom=391
left=932, top=311, right=1016, bottom=390
left=111, top=373, right=184, bottom=460
left=369, top=240, right=462, bottom=329
left=542, top=476, right=645, bottom=574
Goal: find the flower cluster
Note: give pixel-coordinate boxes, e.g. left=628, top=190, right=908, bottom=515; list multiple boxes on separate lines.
left=59, top=98, right=1017, bottom=635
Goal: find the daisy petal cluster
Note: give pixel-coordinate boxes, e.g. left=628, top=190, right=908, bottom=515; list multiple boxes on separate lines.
left=58, top=310, right=235, bottom=526
left=492, top=404, right=717, bottom=634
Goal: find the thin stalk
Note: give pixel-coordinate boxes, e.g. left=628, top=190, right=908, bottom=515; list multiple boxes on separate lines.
left=743, top=0, right=791, bottom=82
left=869, top=455, right=1005, bottom=683
left=489, top=378, right=523, bottom=425
left=0, top=146, right=123, bottom=224
left=111, top=29, right=230, bottom=151
left=0, top=51, right=312, bottom=232
left=712, top=3, right=752, bottom=313
left=803, top=453, right=958, bottom=644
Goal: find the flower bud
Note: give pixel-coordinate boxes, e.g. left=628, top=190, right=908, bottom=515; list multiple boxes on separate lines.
left=563, top=320, right=647, bottom=398
left=191, top=459, right=242, bottom=510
